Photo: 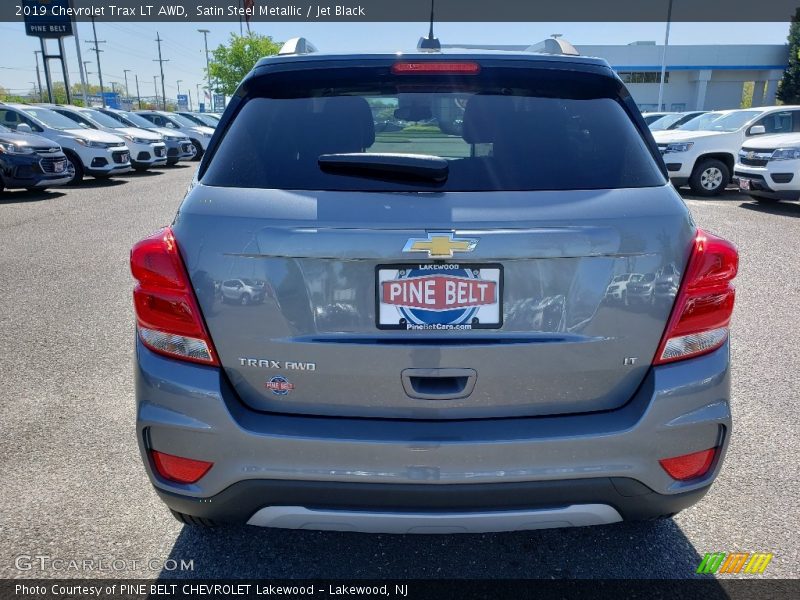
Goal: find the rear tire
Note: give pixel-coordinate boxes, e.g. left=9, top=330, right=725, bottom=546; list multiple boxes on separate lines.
left=689, top=159, right=729, bottom=196
left=169, top=509, right=216, bottom=528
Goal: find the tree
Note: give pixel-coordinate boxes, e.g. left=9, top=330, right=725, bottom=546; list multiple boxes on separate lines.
left=778, top=7, right=800, bottom=104
left=208, top=33, right=282, bottom=96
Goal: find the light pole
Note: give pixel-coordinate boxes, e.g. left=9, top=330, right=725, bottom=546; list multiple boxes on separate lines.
left=198, top=29, right=211, bottom=98
left=33, top=51, right=44, bottom=102
left=657, top=0, right=674, bottom=112
left=123, top=69, right=131, bottom=100
left=83, top=61, right=92, bottom=87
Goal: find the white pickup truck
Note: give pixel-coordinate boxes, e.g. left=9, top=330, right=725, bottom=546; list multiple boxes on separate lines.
left=653, top=106, right=800, bottom=196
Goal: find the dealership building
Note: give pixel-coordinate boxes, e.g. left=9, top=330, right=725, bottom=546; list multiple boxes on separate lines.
left=445, top=41, right=789, bottom=111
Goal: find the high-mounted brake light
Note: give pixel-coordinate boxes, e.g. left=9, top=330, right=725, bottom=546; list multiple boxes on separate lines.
left=392, top=62, right=481, bottom=75
left=653, top=229, right=738, bottom=365
left=150, top=450, right=213, bottom=484
left=130, top=227, right=219, bottom=365
left=659, top=448, right=717, bottom=481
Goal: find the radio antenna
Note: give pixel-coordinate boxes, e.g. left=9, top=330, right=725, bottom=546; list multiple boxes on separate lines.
left=417, top=0, right=441, bottom=50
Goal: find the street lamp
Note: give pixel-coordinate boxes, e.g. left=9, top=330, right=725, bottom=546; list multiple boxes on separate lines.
left=123, top=69, right=131, bottom=99
left=83, top=61, right=93, bottom=87
left=197, top=29, right=211, bottom=98
left=657, top=0, right=674, bottom=112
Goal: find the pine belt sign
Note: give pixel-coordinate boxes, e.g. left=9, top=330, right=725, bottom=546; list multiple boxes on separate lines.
left=22, top=0, right=74, bottom=38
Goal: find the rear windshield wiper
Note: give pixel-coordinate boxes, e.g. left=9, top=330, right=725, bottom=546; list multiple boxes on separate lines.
left=318, top=153, right=448, bottom=183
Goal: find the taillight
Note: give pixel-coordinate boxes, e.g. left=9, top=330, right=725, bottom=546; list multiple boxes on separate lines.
left=659, top=448, right=717, bottom=481
left=150, top=450, right=213, bottom=484
left=130, top=227, right=218, bottom=365
left=391, top=62, right=481, bottom=75
left=653, top=229, right=738, bottom=365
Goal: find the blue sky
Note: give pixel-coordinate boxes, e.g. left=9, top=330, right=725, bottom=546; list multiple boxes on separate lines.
left=0, top=21, right=790, bottom=101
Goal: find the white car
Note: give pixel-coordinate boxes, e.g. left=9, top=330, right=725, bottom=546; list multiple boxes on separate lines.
left=653, top=106, right=800, bottom=196
left=135, top=111, right=214, bottom=160
left=0, top=103, right=130, bottom=185
left=735, top=132, right=800, bottom=203
left=96, top=108, right=196, bottom=165
left=46, top=105, right=167, bottom=172
left=220, top=278, right=267, bottom=305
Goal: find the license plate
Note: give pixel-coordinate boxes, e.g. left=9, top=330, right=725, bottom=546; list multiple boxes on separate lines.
left=739, top=178, right=751, bottom=190
left=53, top=160, right=66, bottom=173
left=376, top=263, right=503, bottom=330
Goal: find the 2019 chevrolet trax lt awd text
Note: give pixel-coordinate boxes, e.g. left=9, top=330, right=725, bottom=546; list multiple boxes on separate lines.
left=132, top=45, right=738, bottom=533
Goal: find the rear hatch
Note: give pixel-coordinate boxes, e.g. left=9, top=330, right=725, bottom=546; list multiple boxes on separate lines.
left=174, top=56, right=695, bottom=419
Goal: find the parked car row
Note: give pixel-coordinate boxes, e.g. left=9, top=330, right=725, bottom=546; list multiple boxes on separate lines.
left=648, top=105, right=800, bottom=200
left=0, top=103, right=215, bottom=193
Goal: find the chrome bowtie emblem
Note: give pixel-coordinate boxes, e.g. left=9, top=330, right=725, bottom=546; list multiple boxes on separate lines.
left=403, top=232, right=478, bottom=258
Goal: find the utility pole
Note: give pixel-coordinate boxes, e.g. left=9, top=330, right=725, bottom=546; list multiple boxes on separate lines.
left=197, top=29, right=212, bottom=98
left=33, top=51, right=44, bottom=102
left=135, top=74, right=142, bottom=109
left=123, top=69, right=131, bottom=101
left=73, top=20, right=89, bottom=106
left=154, top=32, right=169, bottom=111
left=29, top=82, right=38, bottom=102
left=153, top=75, right=159, bottom=109
left=87, top=17, right=106, bottom=107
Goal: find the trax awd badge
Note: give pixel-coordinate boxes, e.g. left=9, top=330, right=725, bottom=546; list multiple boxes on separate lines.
left=238, top=358, right=316, bottom=371
left=403, top=232, right=478, bottom=258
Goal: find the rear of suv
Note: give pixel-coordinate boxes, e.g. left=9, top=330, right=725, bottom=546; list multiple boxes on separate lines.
left=133, top=46, right=738, bottom=533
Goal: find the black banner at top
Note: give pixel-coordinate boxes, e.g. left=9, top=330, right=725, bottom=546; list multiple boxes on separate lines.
left=4, top=0, right=800, bottom=23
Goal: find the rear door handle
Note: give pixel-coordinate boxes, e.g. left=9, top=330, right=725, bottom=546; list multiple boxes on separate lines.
left=401, top=368, right=477, bottom=400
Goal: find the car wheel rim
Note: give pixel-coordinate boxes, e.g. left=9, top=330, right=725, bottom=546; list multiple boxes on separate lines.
left=701, top=167, right=723, bottom=190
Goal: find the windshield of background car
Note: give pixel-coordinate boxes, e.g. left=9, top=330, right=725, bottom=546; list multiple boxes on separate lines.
left=649, top=113, right=685, bottom=130
left=117, top=111, right=156, bottom=129
left=677, top=112, right=725, bottom=131
left=202, top=65, right=664, bottom=192
left=193, top=114, right=218, bottom=126
left=83, top=110, right=128, bottom=129
left=698, top=110, right=762, bottom=132
left=21, top=108, right=85, bottom=130
left=166, top=114, right=198, bottom=128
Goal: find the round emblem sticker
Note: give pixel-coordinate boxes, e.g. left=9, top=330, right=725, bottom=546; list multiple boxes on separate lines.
left=265, top=375, right=294, bottom=395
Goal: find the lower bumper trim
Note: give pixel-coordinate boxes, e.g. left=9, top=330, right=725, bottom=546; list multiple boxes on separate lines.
left=154, top=476, right=711, bottom=527
left=246, top=504, right=622, bottom=533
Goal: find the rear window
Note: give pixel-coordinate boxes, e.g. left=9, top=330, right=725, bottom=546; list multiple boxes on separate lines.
left=202, top=65, right=664, bottom=192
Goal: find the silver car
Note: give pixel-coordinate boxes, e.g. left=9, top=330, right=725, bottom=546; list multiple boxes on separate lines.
left=132, top=45, right=739, bottom=533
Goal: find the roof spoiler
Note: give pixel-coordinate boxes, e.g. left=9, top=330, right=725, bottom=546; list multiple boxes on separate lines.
left=278, top=37, right=318, bottom=56
left=526, top=38, right=580, bottom=56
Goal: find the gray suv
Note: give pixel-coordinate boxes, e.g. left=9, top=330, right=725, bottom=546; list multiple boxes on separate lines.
left=132, top=43, right=738, bottom=532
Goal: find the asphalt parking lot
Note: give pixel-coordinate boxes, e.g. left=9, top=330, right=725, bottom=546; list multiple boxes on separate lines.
left=0, top=167, right=798, bottom=580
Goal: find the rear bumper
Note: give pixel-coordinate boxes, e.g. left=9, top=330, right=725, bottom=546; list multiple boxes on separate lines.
left=155, top=476, right=710, bottom=530
left=136, top=338, right=731, bottom=528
